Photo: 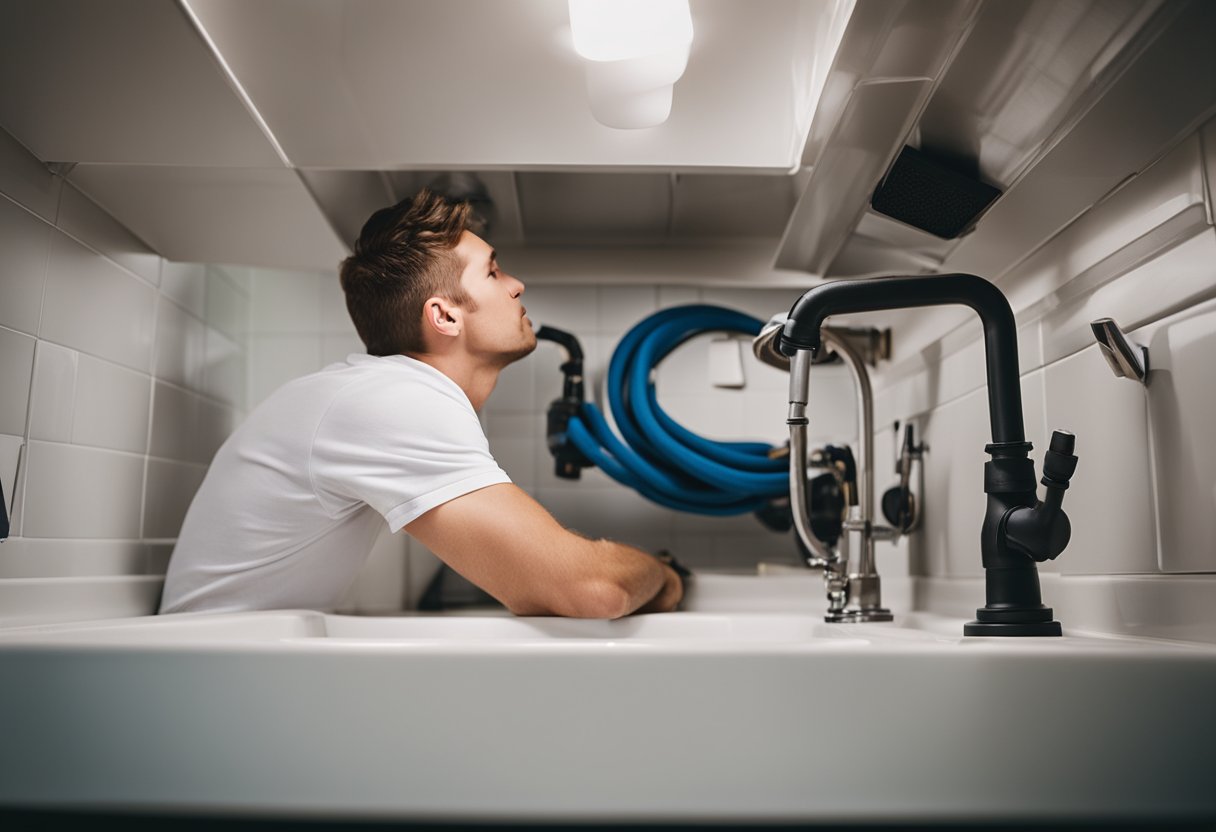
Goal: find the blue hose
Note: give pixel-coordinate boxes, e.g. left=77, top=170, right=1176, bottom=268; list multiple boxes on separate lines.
left=565, top=305, right=788, bottom=516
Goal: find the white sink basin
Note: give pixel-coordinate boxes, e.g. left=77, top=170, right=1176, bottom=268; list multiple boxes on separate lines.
left=0, top=573, right=1213, bottom=825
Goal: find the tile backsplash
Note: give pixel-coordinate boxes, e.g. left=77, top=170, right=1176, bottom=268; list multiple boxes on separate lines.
left=0, top=126, right=246, bottom=624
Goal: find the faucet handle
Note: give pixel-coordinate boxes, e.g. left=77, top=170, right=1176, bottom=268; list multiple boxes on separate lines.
left=1006, top=430, right=1077, bottom=562
left=1041, top=430, right=1078, bottom=489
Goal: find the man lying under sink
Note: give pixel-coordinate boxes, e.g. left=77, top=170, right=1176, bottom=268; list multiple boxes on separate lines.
left=159, top=189, right=686, bottom=619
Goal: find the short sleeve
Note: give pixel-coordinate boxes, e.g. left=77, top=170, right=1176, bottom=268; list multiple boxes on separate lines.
left=310, top=379, right=512, bottom=532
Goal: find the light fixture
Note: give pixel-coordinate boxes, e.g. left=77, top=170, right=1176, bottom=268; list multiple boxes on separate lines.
left=567, top=0, right=694, bottom=129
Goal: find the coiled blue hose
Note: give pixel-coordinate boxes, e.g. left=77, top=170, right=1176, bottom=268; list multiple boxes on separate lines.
left=564, top=305, right=788, bottom=516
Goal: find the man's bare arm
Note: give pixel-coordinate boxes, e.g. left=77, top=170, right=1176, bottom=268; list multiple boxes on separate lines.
left=405, top=483, right=682, bottom=618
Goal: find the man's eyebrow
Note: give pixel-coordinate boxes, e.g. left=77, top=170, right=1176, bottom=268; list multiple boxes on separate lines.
left=487, top=251, right=497, bottom=271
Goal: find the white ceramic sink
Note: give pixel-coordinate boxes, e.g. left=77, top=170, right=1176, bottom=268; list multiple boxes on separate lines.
left=1, top=573, right=1213, bottom=825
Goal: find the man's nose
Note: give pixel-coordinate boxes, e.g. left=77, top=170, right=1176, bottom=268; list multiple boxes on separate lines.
left=508, top=273, right=525, bottom=297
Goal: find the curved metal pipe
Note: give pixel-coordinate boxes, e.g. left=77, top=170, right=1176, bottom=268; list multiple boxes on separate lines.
left=821, top=329, right=875, bottom=579
left=787, top=350, right=833, bottom=568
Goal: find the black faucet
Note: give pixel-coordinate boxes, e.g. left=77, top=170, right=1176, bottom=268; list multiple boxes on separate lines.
left=779, top=274, right=1078, bottom=636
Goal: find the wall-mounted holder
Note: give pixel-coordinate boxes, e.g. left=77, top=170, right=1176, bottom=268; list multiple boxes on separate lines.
left=1090, top=317, right=1148, bottom=383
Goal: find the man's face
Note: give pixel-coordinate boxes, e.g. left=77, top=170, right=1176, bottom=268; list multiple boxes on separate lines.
left=454, top=231, right=537, bottom=366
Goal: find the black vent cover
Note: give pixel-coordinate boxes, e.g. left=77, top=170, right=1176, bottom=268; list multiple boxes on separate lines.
left=871, top=146, right=1002, bottom=239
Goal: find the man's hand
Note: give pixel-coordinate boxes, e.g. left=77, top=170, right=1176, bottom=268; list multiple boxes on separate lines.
left=633, top=561, right=684, bottom=614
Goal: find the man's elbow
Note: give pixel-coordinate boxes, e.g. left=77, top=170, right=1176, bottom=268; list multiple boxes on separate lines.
left=506, top=580, right=634, bottom=620
left=574, top=580, right=636, bottom=620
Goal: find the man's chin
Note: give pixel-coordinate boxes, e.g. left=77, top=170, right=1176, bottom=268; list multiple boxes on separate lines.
left=500, top=331, right=538, bottom=366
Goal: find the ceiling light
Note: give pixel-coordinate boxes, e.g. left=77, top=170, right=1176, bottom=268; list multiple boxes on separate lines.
left=568, top=0, right=694, bottom=130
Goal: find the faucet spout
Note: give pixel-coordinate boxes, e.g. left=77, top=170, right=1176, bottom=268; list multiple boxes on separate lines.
left=780, top=273, right=1025, bottom=445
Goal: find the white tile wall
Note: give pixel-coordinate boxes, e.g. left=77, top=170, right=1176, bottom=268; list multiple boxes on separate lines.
left=0, top=327, right=35, bottom=436
left=159, top=261, right=206, bottom=318
left=41, top=231, right=156, bottom=372
left=28, top=341, right=77, bottom=443
left=153, top=295, right=207, bottom=389
left=0, top=195, right=52, bottom=335
left=70, top=353, right=151, bottom=454
left=875, top=117, right=1216, bottom=641
left=22, top=441, right=145, bottom=539
left=1043, top=344, right=1157, bottom=575
left=143, top=459, right=207, bottom=540
left=0, top=126, right=250, bottom=624
left=1139, top=300, right=1216, bottom=574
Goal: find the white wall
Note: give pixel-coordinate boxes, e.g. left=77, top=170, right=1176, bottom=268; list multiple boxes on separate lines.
left=869, top=118, right=1216, bottom=643
left=0, top=127, right=249, bottom=625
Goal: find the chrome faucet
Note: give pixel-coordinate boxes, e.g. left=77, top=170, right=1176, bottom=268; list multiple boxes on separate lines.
left=754, top=323, right=919, bottom=623
left=779, top=273, right=1079, bottom=637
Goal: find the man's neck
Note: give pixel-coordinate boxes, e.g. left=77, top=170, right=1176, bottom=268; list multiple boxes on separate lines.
left=403, top=352, right=500, bottom=412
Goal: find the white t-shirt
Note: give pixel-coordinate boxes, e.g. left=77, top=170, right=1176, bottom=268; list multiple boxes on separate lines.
left=159, top=354, right=510, bottom=614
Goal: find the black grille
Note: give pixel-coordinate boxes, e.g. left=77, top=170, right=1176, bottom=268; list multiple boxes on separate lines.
left=871, top=145, right=1002, bottom=239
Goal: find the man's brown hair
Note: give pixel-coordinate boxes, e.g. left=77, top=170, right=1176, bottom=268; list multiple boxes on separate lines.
left=339, top=188, right=477, bottom=356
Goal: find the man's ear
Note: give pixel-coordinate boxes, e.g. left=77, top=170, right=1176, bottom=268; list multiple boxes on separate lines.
left=422, top=296, right=463, bottom=339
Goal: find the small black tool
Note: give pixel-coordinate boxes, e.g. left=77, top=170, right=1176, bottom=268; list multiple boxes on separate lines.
left=1, top=476, right=9, bottom=541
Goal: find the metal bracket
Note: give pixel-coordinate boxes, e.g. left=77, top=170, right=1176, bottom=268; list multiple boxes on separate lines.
left=1090, top=317, right=1148, bottom=383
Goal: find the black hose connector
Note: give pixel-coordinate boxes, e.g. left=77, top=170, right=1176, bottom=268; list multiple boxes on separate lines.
left=535, top=325, right=594, bottom=480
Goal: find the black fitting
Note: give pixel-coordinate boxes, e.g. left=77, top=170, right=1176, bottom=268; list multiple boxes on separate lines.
left=536, top=325, right=594, bottom=480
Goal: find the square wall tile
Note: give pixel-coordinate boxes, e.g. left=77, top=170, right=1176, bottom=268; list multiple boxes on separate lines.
left=319, top=274, right=354, bottom=335
left=249, top=268, right=321, bottom=334
left=204, top=265, right=248, bottom=341
left=485, top=354, right=534, bottom=412
left=1045, top=344, right=1157, bottom=575
left=149, top=382, right=198, bottom=463
left=41, top=230, right=156, bottom=372
left=339, top=524, right=408, bottom=613
left=701, top=288, right=802, bottom=322
left=249, top=334, right=322, bottom=408
left=404, top=538, right=444, bottom=609
left=203, top=327, right=247, bottom=408
left=195, top=397, right=238, bottom=464
left=0, top=126, right=61, bottom=223
left=596, top=286, right=657, bottom=334
left=27, top=341, right=77, bottom=443
left=1141, top=301, right=1216, bottom=573
left=143, top=459, right=207, bottom=539
left=72, top=354, right=152, bottom=454
left=22, top=441, right=143, bottom=539
left=320, top=333, right=365, bottom=366
left=0, top=327, right=35, bottom=435
left=0, top=195, right=52, bottom=335
left=519, top=286, right=597, bottom=335
left=159, top=261, right=206, bottom=318
left=658, top=286, right=701, bottom=308
left=655, top=332, right=711, bottom=395
left=152, top=295, right=206, bottom=390
left=911, top=388, right=990, bottom=579
left=57, top=183, right=160, bottom=286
